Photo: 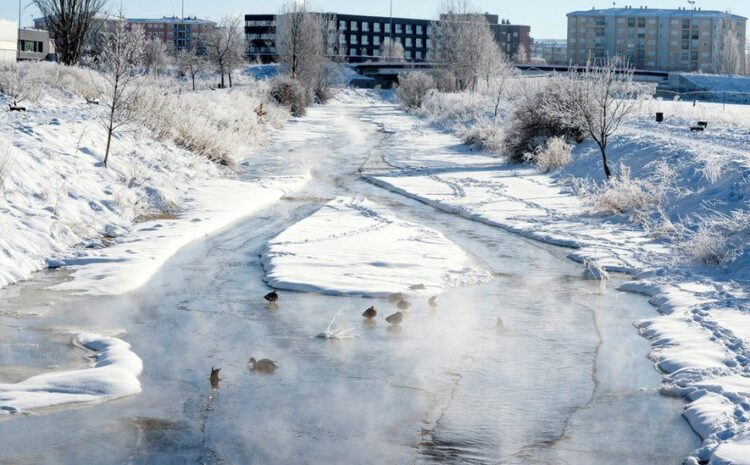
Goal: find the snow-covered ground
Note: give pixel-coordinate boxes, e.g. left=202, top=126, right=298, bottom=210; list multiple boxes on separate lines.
left=262, top=196, right=490, bottom=296
left=361, top=92, right=750, bottom=465
left=0, top=331, right=142, bottom=415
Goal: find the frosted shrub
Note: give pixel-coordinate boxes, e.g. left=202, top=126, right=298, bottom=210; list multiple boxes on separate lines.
left=459, top=116, right=504, bottom=152
left=0, top=63, right=43, bottom=104
left=575, top=164, right=671, bottom=218
left=431, top=70, right=458, bottom=93
left=503, top=76, right=585, bottom=163
left=526, top=136, right=573, bottom=172
left=681, top=224, right=741, bottom=267
left=396, top=71, right=436, bottom=110
left=269, top=75, right=309, bottom=117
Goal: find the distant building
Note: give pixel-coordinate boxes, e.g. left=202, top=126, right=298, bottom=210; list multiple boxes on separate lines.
left=567, top=7, right=747, bottom=72
left=128, top=17, right=216, bottom=51
left=18, top=28, right=55, bottom=61
left=530, top=39, right=568, bottom=64
left=0, top=19, right=17, bottom=63
left=245, top=12, right=531, bottom=63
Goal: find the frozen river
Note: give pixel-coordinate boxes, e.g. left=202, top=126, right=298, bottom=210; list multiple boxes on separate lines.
left=0, top=103, right=698, bottom=464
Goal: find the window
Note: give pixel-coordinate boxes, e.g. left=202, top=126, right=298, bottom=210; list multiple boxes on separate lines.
left=362, top=21, right=369, bottom=31
left=416, top=38, right=422, bottom=47
left=350, top=34, right=357, bottom=44
left=426, top=38, right=431, bottom=48
left=374, top=22, right=381, bottom=32
left=395, top=23, right=402, bottom=33
left=339, top=34, right=346, bottom=44
left=362, top=35, right=369, bottom=45
left=339, top=20, right=346, bottom=29
left=406, top=24, right=413, bottom=34
left=682, top=19, right=690, bottom=29
left=374, top=36, right=380, bottom=46
left=385, top=23, right=391, bottom=33
left=637, top=18, right=645, bottom=27
left=405, top=37, right=412, bottom=47
left=415, top=50, right=422, bottom=59
left=628, top=18, right=635, bottom=27
left=350, top=21, right=358, bottom=31
left=405, top=50, right=411, bottom=59
left=350, top=47, right=357, bottom=56
left=416, top=25, right=423, bottom=34
left=374, top=49, right=380, bottom=56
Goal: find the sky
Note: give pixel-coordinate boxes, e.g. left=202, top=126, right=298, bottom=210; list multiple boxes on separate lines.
left=2, top=0, right=749, bottom=39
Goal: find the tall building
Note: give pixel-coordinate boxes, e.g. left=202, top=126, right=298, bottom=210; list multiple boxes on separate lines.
left=127, top=17, right=216, bottom=51
left=245, top=12, right=530, bottom=63
left=530, top=39, right=568, bottom=64
left=567, top=7, right=747, bottom=72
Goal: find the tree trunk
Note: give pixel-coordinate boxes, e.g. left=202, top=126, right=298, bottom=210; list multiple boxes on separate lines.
left=220, top=71, right=225, bottom=88
left=228, top=71, right=233, bottom=88
left=104, top=123, right=114, bottom=168
left=192, top=73, right=196, bottom=91
left=600, top=147, right=612, bottom=179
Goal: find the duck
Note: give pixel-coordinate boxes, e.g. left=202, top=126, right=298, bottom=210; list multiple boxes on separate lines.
left=210, top=367, right=221, bottom=388
left=249, top=357, right=278, bottom=373
left=388, top=292, right=404, bottom=303
left=264, top=290, right=279, bottom=302
left=362, top=306, right=377, bottom=319
left=428, top=296, right=438, bottom=308
left=397, top=299, right=411, bottom=311
left=385, top=311, right=404, bottom=326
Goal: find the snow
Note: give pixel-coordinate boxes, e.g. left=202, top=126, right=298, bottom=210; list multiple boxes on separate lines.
left=359, top=93, right=750, bottom=464
left=0, top=331, right=142, bottom=415
left=53, top=176, right=307, bottom=295
left=262, top=196, right=491, bottom=297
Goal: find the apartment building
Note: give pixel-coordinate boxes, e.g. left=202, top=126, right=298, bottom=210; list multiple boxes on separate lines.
left=530, top=39, right=568, bottom=64
left=18, top=28, right=55, bottom=61
left=127, top=17, right=216, bottom=51
left=0, top=19, right=17, bottom=63
left=245, top=12, right=530, bottom=63
left=567, top=7, right=747, bottom=72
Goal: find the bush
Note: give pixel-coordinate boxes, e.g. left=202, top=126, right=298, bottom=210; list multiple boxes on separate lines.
left=459, top=116, right=504, bottom=152
left=431, top=70, right=458, bottom=93
left=0, top=63, right=43, bottom=104
left=525, top=136, right=573, bottom=172
left=269, top=75, right=310, bottom=117
left=396, top=71, right=436, bottom=109
left=503, top=76, right=586, bottom=162
left=680, top=224, right=741, bottom=267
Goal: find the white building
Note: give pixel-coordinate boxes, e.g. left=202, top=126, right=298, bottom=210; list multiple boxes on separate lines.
left=0, top=18, right=18, bottom=63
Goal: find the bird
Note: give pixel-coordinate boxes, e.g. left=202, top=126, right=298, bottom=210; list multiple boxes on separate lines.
left=249, top=357, right=278, bottom=373
left=386, top=311, right=404, bottom=326
left=428, top=296, right=438, bottom=308
left=397, top=299, right=411, bottom=311
left=264, top=290, right=279, bottom=302
left=362, top=306, right=377, bottom=319
left=210, top=367, right=221, bottom=389
left=388, top=292, right=404, bottom=303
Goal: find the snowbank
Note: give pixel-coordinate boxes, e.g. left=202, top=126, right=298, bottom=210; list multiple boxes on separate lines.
left=364, top=96, right=750, bottom=464
left=53, top=175, right=308, bottom=296
left=0, top=332, right=142, bottom=415
left=262, top=196, right=490, bottom=297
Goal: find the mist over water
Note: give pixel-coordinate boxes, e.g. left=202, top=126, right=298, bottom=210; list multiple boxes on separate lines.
left=0, top=104, right=698, bottom=464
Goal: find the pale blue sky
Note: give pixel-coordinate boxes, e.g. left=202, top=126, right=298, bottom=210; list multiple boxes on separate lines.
left=3, top=0, right=749, bottom=39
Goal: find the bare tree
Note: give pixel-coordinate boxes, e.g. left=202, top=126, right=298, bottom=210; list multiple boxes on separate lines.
left=546, top=58, right=641, bottom=179
left=143, top=37, right=169, bottom=77
left=429, top=0, right=500, bottom=91
left=33, top=0, right=106, bottom=65
left=204, top=16, right=245, bottom=88
left=379, top=37, right=405, bottom=62
left=476, top=47, right=516, bottom=117
left=177, top=46, right=209, bottom=91
left=275, top=2, right=325, bottom=81
left=713, top=16, right=743, bottom=75
left=96, top=20, right=145, bottom=167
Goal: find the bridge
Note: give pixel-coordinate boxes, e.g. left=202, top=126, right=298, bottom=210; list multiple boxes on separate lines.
left=350, top=62, right=669, bottom=87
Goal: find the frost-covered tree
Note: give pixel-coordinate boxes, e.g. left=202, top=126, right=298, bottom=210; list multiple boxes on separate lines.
left=379, top=37, right=405, bottom=62
left=396, top=71, right=436, bottom=109
left=429, top=0, right=500, bottom=91
left=476, top=46, right=515, bottom=117
left=177, top=46, right=209, bottom=91
left=276, top=2, right=326, bottom=81
left=713, top=16, right=743, bottom=75
left=545, top=58, right=641, bottom=179
left=143, top=37, right=169, bottom=77
left=204, top=16, right=245, bottom=88
left=97, top=20, right=145, bottom=167
left=33, top=0, right=106, bottom=65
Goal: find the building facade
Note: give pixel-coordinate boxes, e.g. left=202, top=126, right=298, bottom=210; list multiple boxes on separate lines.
left=245, top=12, right=531, bottom=63
left=0, top=19, right=17, bottom=63
left=567, top=7, right=747, bottom=72
left=530, top=39, right=568, bottom=64
left=18, top=28, right=55, bottom=61
left=127, top=17, right=216, bottom=51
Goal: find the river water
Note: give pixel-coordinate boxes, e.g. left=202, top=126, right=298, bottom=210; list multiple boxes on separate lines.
left=0, top=102, right=698, bottom=465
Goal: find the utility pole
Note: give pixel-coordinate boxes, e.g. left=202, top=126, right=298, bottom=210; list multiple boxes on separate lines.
left=17, top=0, right=22, bottom=61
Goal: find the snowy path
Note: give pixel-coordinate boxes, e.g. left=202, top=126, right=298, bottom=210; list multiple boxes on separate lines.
left=0, top=98, right=697, bottom=464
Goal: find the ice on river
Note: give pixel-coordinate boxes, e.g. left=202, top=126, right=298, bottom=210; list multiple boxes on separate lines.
left=262, top=196, right=491, bottom=297
left=0, top=332, right=142, bottom=415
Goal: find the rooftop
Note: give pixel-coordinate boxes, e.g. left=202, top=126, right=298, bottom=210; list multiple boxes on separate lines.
left=567, top=7, right=746, bottom=21
left=128, top=16, right=216, bottom=25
